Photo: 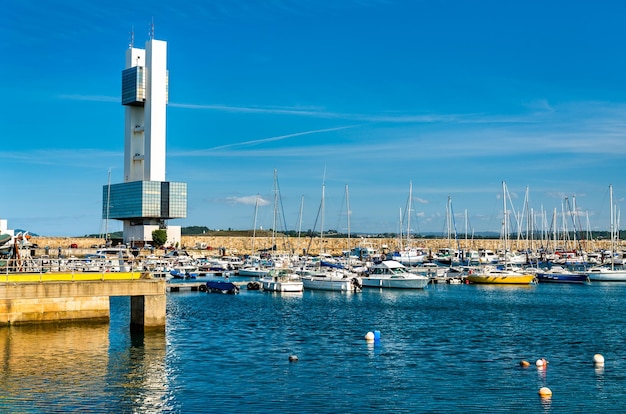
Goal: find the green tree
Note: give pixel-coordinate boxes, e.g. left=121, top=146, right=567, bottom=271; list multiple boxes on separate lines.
left=152, top=229, right=167, bottom=247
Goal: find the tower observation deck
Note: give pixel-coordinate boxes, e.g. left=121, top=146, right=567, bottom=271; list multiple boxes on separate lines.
left=102, top=35, right=187, bottom=247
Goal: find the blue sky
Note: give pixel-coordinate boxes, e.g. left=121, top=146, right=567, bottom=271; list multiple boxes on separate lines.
left=2, top=0, right=626, bottom=237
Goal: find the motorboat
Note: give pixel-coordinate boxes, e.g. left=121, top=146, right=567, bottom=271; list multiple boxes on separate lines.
left=204, top=280, right=240, bottom=294
left=392, top=247, right=428, bottom=266
left=238, top=264, right=271, bottom=277
left=536, top=265, right=588, bottom=284
left=300, top=268, right=362, bottom=292
left=362, top=260, right=429, bottom=289
left=585, top=266, right=626, bottom=282
left=261, top=269, right=303, bottom=292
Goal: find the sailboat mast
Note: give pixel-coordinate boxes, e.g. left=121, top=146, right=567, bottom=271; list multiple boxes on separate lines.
left=251, top=194, right=259, bottom=255
left=345, top=184, right=351, bottom=252
left=407, top=181, right=412, bottom=244
left=297, top=195, right=304, bottom=241
left=610, top=184, right=615, bottom=269
left=272, top=169, right=278, bottom=252
left=398, top=208, right=403, bottom=250
left=502, top=181, right=508, bottom=265
left=320, top=175, right=325, bottom=254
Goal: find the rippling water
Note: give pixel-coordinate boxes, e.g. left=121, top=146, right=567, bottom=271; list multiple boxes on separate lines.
left=1, top=282, right=625, bottom=413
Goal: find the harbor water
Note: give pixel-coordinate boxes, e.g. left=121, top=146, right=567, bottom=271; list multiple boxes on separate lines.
left=1, top=282, right=625, bottom=413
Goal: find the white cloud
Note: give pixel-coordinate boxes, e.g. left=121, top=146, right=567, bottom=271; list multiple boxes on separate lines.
left=226, top=195, right=270, bottom=206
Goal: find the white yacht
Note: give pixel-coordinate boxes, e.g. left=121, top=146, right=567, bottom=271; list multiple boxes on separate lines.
left=362, top=260, right=430, bottom=289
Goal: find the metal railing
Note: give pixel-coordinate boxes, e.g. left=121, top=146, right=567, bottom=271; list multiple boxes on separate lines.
left=0, top=257, right=146, bottom=283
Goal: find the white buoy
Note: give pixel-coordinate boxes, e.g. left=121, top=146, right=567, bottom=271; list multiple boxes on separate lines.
left=538, top=387, right=552, bottom=397
left=289, top=355, right=298, bottom=362
left=593, top=354, right=605, bottom=365
left=365, top=331, right=375, bottom=341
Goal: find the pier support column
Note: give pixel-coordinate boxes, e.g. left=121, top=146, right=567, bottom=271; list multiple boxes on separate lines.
left=130, top=294, right=166, bottom=332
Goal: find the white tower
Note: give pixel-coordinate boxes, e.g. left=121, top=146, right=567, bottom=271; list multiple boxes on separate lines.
left=122, top=38, right=168, bottom=182
left=103, top=31, right=186, bottom=247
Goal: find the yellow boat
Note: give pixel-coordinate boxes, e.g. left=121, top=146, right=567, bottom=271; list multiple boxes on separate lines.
left=466, top=267, right=536, bottom=285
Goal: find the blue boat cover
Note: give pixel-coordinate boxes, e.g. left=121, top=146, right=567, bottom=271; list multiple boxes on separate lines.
left=205, top=280, right=238, bottom=292
left=320, top=261, right=344, bottom=269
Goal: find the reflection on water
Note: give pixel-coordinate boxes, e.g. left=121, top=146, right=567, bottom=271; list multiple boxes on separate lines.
left=0, top=322, right=111, bottom=411
left=0, top=302, right=168, bottom=413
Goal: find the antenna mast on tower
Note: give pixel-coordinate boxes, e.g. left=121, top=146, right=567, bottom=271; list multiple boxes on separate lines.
left=149, top=17, right=155, bottom=40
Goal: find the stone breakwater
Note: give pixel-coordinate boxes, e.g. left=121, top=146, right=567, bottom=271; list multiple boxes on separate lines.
left=30, top=236, right=613, bottom=257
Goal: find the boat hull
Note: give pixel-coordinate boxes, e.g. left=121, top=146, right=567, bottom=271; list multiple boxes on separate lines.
left=361, top=277, right=429, bottom=289
left=466, top=274, right=535, bottom=285
left=586, top=271, right=626, bottom=282
left=238, top=268, right=270, bottom=277
left=536, top=273, right=588, bottom=284
left=205, top=280, right=240, bottom=294
left=302, top=276, right=361, bottom=292
left=261, top=279, right=303, bottom=292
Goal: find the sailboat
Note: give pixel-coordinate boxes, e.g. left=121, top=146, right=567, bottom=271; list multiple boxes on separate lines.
left=259, top=170, right=303, bottom=292
left=239, top=194, right=271, bottom=277
left=301, top=183, right=363, bottom=292
left=394, top=181, right=428, bottom=266
left=466, top=182, right=536, bottom=285
left=585, top=185, right=626, bottom=282
left=536, top=196, right=589, bottom=284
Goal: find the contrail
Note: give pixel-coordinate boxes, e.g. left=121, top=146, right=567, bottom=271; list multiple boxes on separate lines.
left=202, top=125, right=358, bottom=151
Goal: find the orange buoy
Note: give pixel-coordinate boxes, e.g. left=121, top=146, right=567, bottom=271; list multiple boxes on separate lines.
left=519, top=360, right=531, bottom=367
left=538, top=387, right=552, bottom=397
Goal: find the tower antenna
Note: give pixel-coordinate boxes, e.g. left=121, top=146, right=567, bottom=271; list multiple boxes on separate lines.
left=149, top=17, right=155, bottom=40
left=129, top=26, right=134, bottom=48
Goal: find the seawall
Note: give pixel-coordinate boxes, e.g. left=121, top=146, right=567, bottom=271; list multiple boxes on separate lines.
left=29, top=236, right=614, bottom=257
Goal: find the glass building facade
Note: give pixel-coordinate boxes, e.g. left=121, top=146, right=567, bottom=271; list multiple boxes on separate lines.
left=121, top=66, right=145, bottom=106
left=102, top=181, right=187, bottom=220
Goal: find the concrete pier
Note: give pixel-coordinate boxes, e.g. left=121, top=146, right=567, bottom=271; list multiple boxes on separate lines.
left=0, top=279, right=166, bottom=330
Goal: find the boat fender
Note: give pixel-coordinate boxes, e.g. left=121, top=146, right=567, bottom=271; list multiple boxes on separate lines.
left=199, top=284, right=208, bottom=292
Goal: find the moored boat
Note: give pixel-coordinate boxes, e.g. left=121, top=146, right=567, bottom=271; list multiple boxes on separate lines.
left=205, top=280, right=240, bottom=294
left=536, top=265, right=589, bottom=284
left=585, top=266, right=626, bottom=282
left=238, top=265, right=270, bottom=277
left=362, top=260, right=429, bottom=289
left=300, top=269, right=362, bottom=292
left=466, top=266, right=536, bottom=285
left=261, top=269, right=303, bottom=292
